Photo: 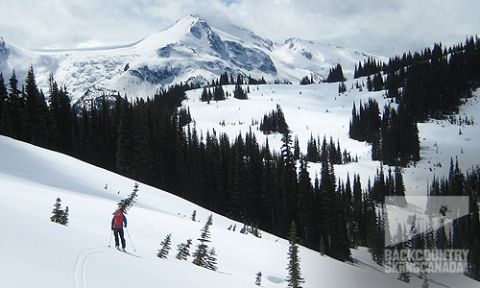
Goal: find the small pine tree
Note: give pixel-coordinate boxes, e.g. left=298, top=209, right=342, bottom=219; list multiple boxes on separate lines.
left=50, top=197, right=65, bottom=225
left=193, top=219, right=212, bottom=268
left=61, top=206, right=69, bottom=226
left=255, top=271, right=262, bottom=286
left=206, top=214, right=213, bottom=226
left=253, top=225, right=262, bottom=238
left=420, top=268, right=429, bottom=288
left=398, top=267, right=410, bottom=283
left=192, top=210, right=197, bottom=221
left=422, top=276, right=429, bottom=288
left=176, top=239, right=192, bottom=260
left=157, top=233, right=172, bottom=259
left=206, top=248, right=218, bottom=271
left=286, top=221, right=304, bottom=288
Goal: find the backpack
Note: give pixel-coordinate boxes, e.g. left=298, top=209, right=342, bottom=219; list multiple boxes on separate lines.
left=113, top=211, right=124, bottom=229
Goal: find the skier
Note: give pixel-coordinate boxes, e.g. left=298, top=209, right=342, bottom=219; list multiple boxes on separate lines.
left=111, top=208, right=128, bottom=251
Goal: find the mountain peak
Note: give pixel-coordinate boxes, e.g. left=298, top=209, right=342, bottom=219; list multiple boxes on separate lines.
left=163, top=13, right=213, bottom=40
left=176, top=13, right=202, bottom=26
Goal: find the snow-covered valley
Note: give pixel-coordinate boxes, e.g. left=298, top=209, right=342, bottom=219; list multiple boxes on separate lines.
left=1, top=82, right=479, bottom=288
left=182, top=82, right=480, bottom=196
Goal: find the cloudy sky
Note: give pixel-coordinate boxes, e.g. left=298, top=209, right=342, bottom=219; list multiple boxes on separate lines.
left=1, top=0, right=479, bottom=55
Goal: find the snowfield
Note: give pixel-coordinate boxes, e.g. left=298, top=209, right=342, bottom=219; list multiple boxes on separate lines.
left=183, top=83, right=480, bottom=197
left=0, top=135, right=417, bottom=288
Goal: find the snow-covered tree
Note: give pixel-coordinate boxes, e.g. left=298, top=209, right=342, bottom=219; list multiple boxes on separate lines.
left=157, top=233, right=172, bottom=259
left=176, top=239, right=192, bottom=261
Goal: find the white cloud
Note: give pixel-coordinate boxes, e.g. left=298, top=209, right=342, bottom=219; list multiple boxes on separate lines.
left=0, top=0, right=478, bottom=56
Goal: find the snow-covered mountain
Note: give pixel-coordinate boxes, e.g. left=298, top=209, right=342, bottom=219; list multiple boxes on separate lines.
left=0, top=14, right=375, bottom=103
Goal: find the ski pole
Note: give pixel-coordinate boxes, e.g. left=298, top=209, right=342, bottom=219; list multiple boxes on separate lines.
left=108, top=230, right=113, bottom=248
left=125, top=228, right=136, bottom=252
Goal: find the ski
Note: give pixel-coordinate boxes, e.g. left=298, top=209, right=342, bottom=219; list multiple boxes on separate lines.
left=114, top=247, right=141, bottom=258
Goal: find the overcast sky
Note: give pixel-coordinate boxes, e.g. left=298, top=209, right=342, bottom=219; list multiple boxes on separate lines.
left=1, top=0, right=479, bottom=56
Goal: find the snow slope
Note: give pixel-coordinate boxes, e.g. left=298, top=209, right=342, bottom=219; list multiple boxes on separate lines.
left=0, top=15, right=376, bottom=103
left=0, top=135, right=419, bottom=288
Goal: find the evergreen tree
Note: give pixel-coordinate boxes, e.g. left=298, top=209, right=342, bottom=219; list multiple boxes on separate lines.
left=297, top=160, right=316, bottom=248
left=193, top=219, right=212, bottom=268
left=234, top=75, right=248, bottom=99
left=326, top=64, right=345, bottom=82
left=0, top=72, right=6, bottom=132
left=157, top=233, right=172, bottom=259
left=280, top=132, right=298, bottom=235
left=61, top=206, right=69, bottom=226
left=176, top=239, right=192, bottom=260
left=50, top=197, right=66, bottom=225
left=7, top=70, right=24, bottom=139
left=206, top=248, right=218, bottom=271
left=115, top=98, right=134, bottom=176
left=24, top=66, right=48, bottom=146
left=259, top=105, right=289, bottom=135
left=372, top=73, right=384, bottom=91
left=213, top=85, right=225, bottom=101
left=338, top=81, right=347, bottom=93
left=300, top=75, right=312, bottom=85
left=255, top=271, right=262, bottom=286
left=48, top=75, right=73, bottom=153
left=293, top=136, right=300, bottom=160
left=393, top=166, right=407, bottom=206
left=286, top=221, right=304, bottom=288
left=398, top=266, right=410, bottom=283
left=206, top=214, right=213, bottom=226
left=200, top=87, right=211, bottom=102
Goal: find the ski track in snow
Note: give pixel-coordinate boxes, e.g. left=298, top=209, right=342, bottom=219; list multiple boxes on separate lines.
left=73, top=248, right=104, bottom=288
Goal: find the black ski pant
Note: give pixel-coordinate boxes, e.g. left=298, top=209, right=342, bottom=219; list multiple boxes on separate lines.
left=113, top=228, right=126, bottom=249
